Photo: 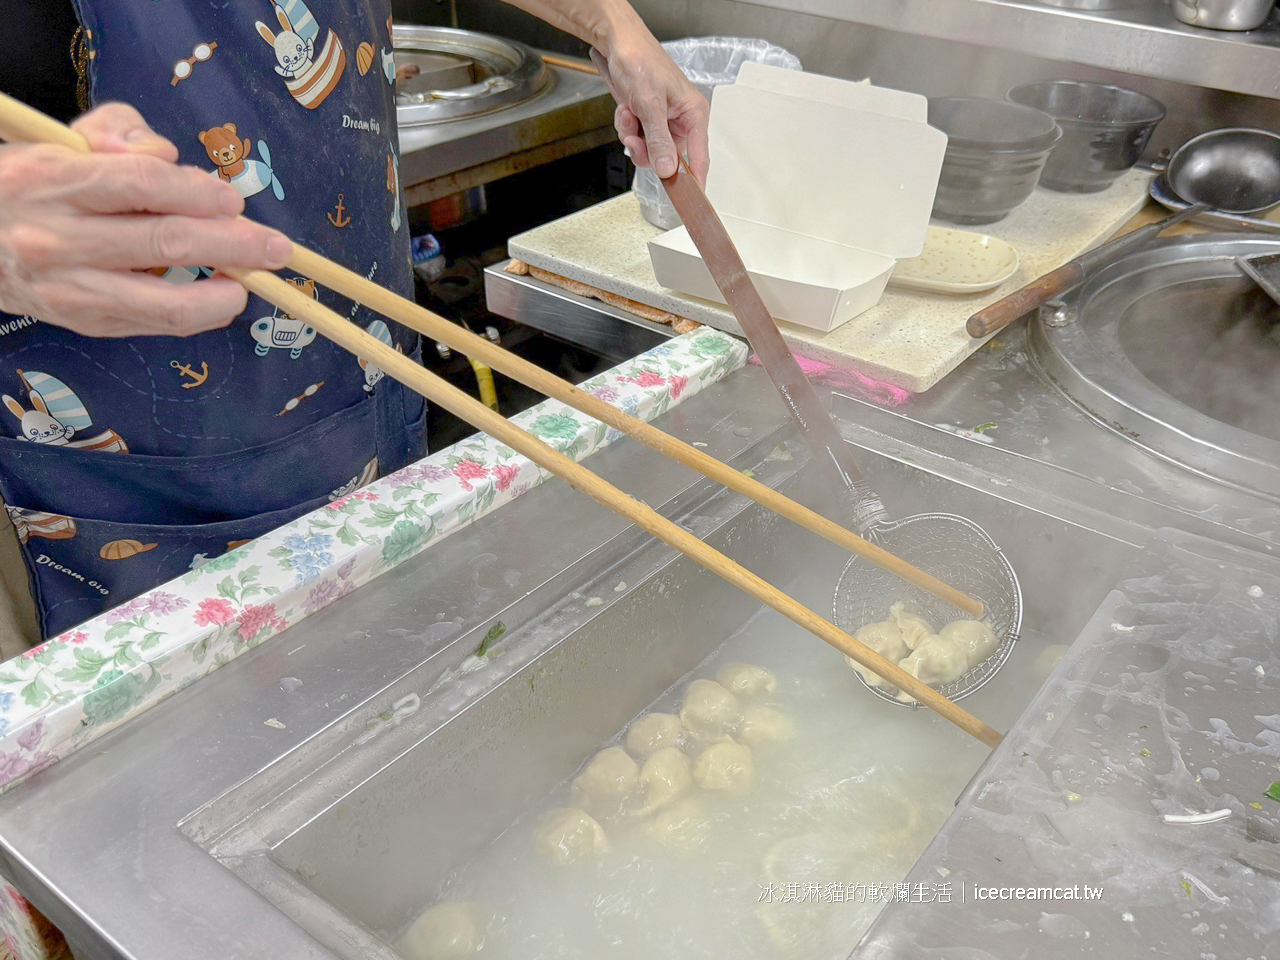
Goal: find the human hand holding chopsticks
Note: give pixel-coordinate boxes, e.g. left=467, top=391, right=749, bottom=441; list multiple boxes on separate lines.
left=0, top=102, right=292, bottom=338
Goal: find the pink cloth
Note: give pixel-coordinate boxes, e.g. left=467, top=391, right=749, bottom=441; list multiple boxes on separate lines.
left=747, top=353, right=913, bottom=407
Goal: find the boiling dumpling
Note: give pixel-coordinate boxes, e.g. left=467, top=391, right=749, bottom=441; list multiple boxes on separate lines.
left=737, top=704, right=796, bottom=747
left=692, top=737, right=754, bottom=792
left=625, top=712, right=685, bottom=759
left=398, top=901, right=485, bottom=960
left=639, top=746, right=692, bottom=813
left=889, top=602, right=936, bottom=651
left=897, top=635, right=970, bottom=689
left=572, top=746, right=639, bottom=803
left=939, top=619, right=999, bottom=668
left=647, top=796, right=712, bottom=849
left=680, top=679, right=741, bottom=743
left=715, top=662, right=777, bottom=699
left=845, top=619, right=909, bottom=688
left=534, top=807, right=609, bottom=864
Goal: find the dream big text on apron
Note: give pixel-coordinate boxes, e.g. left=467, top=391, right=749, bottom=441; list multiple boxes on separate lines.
left=0, top=0, right=425, bottom=637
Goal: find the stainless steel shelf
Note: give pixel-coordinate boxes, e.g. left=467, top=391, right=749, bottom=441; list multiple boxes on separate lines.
left=484, top=263, right=675, bottom=364
left=739, top=0, right=1280, bottom=99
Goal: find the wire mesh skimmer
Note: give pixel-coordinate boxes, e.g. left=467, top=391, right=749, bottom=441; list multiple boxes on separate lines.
left=832, top=485, right=1023, bottom=706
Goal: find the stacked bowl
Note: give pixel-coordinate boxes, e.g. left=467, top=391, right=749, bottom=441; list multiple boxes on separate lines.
left=928, top=81, right=1164, bottom=224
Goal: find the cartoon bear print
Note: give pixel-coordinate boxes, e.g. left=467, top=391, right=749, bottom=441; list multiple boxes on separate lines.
left=255, top=0, right=348, bottom=110
left=197, top=123, right=285, bottom=201
left=198, top=124, right=249, bottom=182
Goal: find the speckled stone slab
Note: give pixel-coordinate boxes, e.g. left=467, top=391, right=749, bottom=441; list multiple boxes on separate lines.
left=509, top=170, right=1152, bottom=393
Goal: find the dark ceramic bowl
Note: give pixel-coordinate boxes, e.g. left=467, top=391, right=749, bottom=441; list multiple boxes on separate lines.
left=1008, top=81, right=1165, bottom=193
left=928, top=97, right=1062, bottom=225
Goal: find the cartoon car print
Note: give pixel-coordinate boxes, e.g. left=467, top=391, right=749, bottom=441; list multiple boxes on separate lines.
left=251, top=312, right=318, bottom=359
left=251, top=278, right=320, bottom=359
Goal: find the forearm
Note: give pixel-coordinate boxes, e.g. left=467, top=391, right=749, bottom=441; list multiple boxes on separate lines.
left=497, top=0, right=647, bottom=56
left=502, top=0, right=710, bottom=181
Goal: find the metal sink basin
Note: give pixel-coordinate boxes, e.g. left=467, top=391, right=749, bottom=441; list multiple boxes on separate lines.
left=392, top=25, right=552, bottom=126
left=182, top=429, right=1151, bottom=959
left=1033, top=234, right=1280, bottom=497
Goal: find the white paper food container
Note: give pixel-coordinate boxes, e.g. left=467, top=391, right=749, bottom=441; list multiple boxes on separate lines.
left=648, top=63, right=947, bottom=332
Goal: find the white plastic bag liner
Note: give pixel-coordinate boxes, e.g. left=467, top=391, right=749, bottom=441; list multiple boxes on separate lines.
left=632, top=37, right=801, bottom=230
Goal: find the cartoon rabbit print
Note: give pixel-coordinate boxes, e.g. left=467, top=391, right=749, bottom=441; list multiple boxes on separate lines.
left=256, top=0, right=348, bottom=110
left=2, top=370, right=129, bottom=453
left=3, top=393, right=71, bottom=445
left=256, top=1, right=317, bottom=79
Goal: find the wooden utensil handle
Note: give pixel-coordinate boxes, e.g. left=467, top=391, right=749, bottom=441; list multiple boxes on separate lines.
left=540, top=53, right=599, bottom=74
left=0, top=92, right=997, bottom=727
left=228, top=266, right=1002, bottom=748
left=0, top=88, right=982, bottom=618
left=966, top=262, right=1084, bottom=339
left=291, top=246, right=985, bottom=618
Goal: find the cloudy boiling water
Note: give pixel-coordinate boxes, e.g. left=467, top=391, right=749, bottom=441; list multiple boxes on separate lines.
left=396, top=595, right=1046, bottom=960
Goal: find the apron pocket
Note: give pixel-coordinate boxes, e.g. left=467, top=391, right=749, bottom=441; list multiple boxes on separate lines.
left=0, top=396, right=380, bottom=524
left=12, top=496, right=328, bottom=638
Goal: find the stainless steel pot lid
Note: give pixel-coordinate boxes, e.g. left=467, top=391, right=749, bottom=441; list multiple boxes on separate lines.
left=1031, top=234, right=1280, bottom=497
left=392, top=25, right=553, bottom=126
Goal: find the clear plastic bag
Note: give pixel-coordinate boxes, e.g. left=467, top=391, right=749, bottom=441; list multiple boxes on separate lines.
left=633, top=37, right=802, bottom=230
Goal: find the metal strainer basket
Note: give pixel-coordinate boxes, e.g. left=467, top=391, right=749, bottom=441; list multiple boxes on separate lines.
left=833, top=512, right=1023, bottom=706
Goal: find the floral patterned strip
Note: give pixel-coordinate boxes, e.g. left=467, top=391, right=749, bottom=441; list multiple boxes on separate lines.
left=0, top=328, right=746, bottom=793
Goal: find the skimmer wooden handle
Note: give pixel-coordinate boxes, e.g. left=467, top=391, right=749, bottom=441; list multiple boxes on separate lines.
left=967, top=262, right=1084, bottom=339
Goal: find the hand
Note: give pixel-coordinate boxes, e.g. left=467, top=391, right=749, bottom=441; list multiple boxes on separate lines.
left=0, top=103, right=293, bottom=338
left=589, top=20, right=709, bottom=183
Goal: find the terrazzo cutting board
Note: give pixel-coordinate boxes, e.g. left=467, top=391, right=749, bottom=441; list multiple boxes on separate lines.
left=508, top=169, right=1152, bottom=392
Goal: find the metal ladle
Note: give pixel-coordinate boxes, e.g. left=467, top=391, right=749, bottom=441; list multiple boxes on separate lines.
left=1166, top=127, right=1280, bottom=215
left=1150, top=127, right=1280, bottom=233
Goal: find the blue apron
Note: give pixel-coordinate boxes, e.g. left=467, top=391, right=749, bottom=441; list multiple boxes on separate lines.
left=0, top=0, right=425, bottom=638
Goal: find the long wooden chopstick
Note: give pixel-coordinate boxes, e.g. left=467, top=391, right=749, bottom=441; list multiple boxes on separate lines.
left=0, top=93, right=1002, bottom=745
left=230, top=268, right=1002, bottom=747
left=540, top=53, right=600, bottom=75
left=288, top=246, right=984, bottom=618
left=0, top=89, right=981, bottom=618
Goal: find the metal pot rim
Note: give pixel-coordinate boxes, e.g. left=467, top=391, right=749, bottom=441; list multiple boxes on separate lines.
left=392, top=24, right=553, bottom=126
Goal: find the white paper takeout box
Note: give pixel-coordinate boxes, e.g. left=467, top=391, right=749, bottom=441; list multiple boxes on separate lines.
left=648, top=63, right=947, bottom=332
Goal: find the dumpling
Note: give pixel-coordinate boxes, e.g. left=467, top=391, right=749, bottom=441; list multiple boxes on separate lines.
left=897, top=635, right=970, bottom=689
left=398, top=902, right=484, bottom=960
left=639, top=746, right=692, bottom=813
left=737, top=704, right=796, bottom=747
left=845, top=619, right=910, bottom=688
left=692, top=737, right=754, bottom=792
left=647, top=796, right=712, bottom=849
left=572, top=746, right=640, bottom=821
left=939, top=619, right=999, bottom=669
left=534, top=807, right=609, bottom=864
left=625, top=713, right=685, bottom=759
left=680, top=679, right=741, bottom=743
left=889, top=602, right=936, bottom=651
left=397, top=901, right=485, bottom=960
left=572, top=746, right=639, bottom=803
left=714, top=663, right=777, bottom=699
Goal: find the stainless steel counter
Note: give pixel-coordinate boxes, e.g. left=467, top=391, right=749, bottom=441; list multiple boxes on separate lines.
left=0, top=310, right=1276, bottom=957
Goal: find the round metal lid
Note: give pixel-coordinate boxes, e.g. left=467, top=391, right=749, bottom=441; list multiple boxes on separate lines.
left=392, top=25, right=553, bottom=126
left=1031, top=234, right=1280, bottom=497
